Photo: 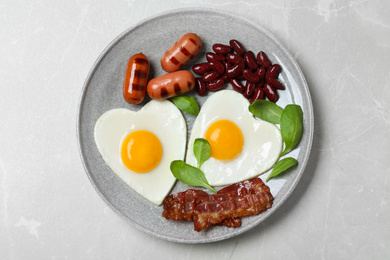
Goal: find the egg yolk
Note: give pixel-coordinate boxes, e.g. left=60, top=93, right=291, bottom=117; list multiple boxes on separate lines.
left=204, top=120, right=244, bottom=161
left=121, top=130, right=162, bottom=173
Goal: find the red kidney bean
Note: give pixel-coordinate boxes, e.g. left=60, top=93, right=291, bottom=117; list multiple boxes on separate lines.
left=202, top=70, right=220, bottom=82
left=223, top=61, right=231, bottom=72
left=207, top=78, right=225, bottom=91
left=226, top=62, right=244, bottom=78
left=256, top=67, right=266, bottom=81
left=243, top=69, right=260, bottom=83
left=267, top=78, right=285, bottom=90
left=243, top=81, right=256, bottom=99
left=257, top=80, right=264, bottom=88
left=220, top=74, right=229, bottom=83
left=193, top=39, right=285, bottom=101
left=195, top=77, right=207, bottom=96
left=250, top=87, right=264, bottom=103
left=212, top=43, right=232, bottom=55
left=230, top=78, right=245, bottom=93
left=244, top=51, right=258, bottom=70
left=236, top=74, right=246, bottom=81
left=266, top=64, right=281, bottom=80
left=257, top=51, right=271, bottom=68
left=227, top=53, right=244, bottom=65
left=229, top=39, right=245, bottom=56
left=264, top=83, right=278, bottom=102
left=209, top=61, right=225, bottom=75
left=192, top=62, right=211, bottom=75
left=206, top=52, right=226, bottom=62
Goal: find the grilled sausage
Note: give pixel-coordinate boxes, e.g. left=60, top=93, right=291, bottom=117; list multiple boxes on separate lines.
left=161, top=33, right=202, bottom=72
left=147, top=70, right=195, bottom=100
left=123, top=53, right=150, bottom=104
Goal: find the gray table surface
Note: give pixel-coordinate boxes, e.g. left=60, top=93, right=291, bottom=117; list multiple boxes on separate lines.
left=1, top=1, right=389, bottom=259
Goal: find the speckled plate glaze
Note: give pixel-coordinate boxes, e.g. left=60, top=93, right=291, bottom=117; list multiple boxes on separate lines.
left=77, top=8, right=313, bottom=243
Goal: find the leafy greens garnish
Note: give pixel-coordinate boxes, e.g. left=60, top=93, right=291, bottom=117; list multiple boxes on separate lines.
left=193, top=138, right=211, bottom=169
left=266, top=157, right=298, bottom=181
left=280, top=105, right=303, bottom=156
left=248, top=99, right=283, bottom=124
left=170, top=138, right=215, bottom=193
left=170, top=160, right=216, bottom=193
left=170, top=96, right=200, bottom=115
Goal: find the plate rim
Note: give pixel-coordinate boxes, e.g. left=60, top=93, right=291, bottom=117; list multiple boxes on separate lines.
left=76, top=7, right=314, bottom=243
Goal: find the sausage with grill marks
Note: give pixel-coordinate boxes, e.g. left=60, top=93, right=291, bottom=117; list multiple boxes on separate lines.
left=161, top=33, right=202, bottom=72
left=147, top=70, right=195, bottom=100
left=123, top=53, right=150, bottom=104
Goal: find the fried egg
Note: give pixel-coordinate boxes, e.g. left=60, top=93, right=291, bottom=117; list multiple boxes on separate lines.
left=94, top=100, right=186, bottom=205
left=186, top=90, right=283, bottom=186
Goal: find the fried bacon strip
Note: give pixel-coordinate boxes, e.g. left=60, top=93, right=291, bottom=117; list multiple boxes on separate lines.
left=162, top=189, right=208, bottom=221
left=162, top=178, right=273, bottom=231
left=193, top=178, right=273, bottom=231
left=162, top=189, right=239, bottom=227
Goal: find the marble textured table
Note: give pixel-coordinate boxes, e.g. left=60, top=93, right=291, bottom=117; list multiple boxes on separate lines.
left=1, top=1, right=389, bottom=259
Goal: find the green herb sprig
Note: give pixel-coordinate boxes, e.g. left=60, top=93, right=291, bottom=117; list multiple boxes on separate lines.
left=248, top=99, right=283, bottom=124
left=170, top=96, right=200, bottom=115
left=170, top=160, right=216, bottom=193
left=193, top=138, right=211, bottom=169
left=266, top=157, right=298, bottom=181
left=280, top=105, right=303, bottom=156
left=170, top=138, right=216, bottom=193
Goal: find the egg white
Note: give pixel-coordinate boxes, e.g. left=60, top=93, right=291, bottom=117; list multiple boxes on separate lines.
left=94, top=100, right=186, bottom=205
left=185, top=90, right=283, bottom=186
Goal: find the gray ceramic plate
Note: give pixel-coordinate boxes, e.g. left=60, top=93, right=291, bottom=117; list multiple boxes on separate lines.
left=77, top=8, right=313, bottom=243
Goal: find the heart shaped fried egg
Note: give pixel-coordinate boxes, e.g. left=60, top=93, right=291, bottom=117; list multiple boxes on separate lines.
left=185, top=90, right=283, bottom=186
left=94, top=100, right=186, bottom=205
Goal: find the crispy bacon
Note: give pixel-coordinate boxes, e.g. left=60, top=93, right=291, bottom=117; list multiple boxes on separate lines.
left=162, top=189, right=239, bottom=227
left=162, top=189, right=208, bottom=221
left=162, top=178, right=273, bottom=231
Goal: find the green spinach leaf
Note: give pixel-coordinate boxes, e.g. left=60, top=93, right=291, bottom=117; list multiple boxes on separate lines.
left=170, top=96, right=199, bottom=115
left=170, top=160, right=216, bottom=193
left=193, top=138, right=211, bottom=169
left=266, top=157, right=298, bottom=181
left=280, top=104, right=303, bottom=156
left=248, top=99, right=283, bottom=124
